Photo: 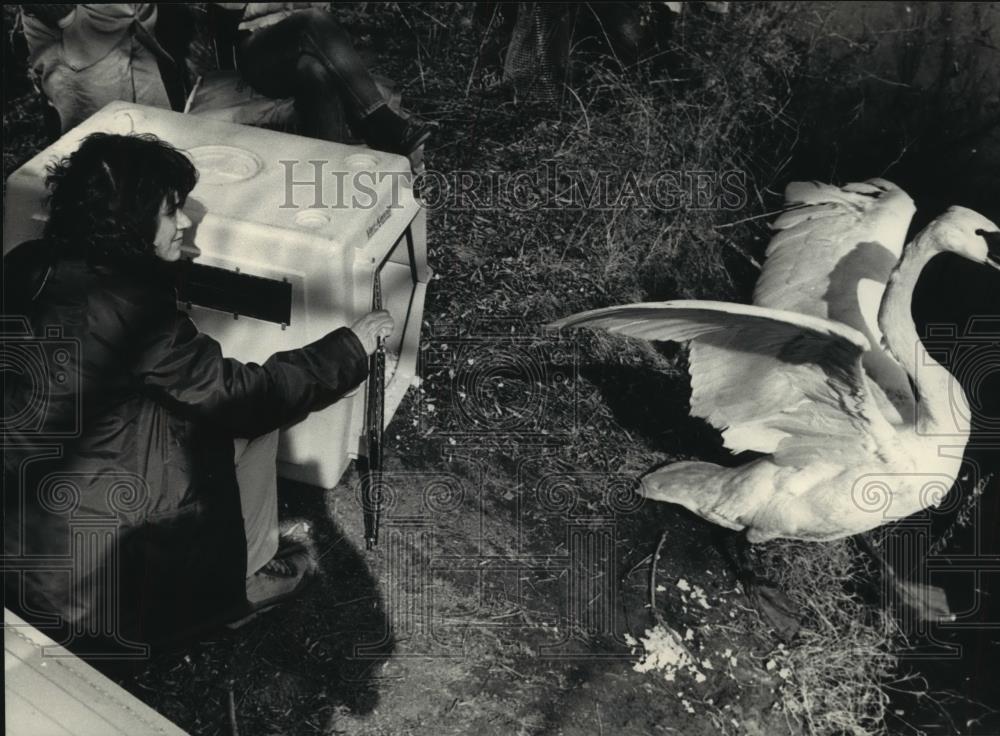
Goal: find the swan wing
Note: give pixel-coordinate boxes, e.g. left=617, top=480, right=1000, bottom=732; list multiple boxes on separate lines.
left=550, top=301, right=889, bottom=463
left=753, top=178, right=917, bottom=421
left=754, top=178, right=913, bottom=328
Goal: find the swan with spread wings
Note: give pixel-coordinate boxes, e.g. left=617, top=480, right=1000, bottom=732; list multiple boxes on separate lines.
left=550, top=179, right=1000, bottom=636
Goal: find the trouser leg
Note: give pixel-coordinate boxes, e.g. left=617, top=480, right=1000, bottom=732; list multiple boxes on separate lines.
left=236, top=8, right=388, bottom=140
left=234, top=431, right=280, bottom=577
left=292, top=55, right=352, bottom=142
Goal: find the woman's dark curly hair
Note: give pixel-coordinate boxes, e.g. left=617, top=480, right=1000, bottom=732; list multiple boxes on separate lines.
left=44, top=133, right=198, bottom=264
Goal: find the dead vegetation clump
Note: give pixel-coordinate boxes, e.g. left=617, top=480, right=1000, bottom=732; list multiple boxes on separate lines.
left=754, top=540, right=904, bottom=736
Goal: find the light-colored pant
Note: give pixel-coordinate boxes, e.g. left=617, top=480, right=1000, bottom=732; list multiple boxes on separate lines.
left=233, top=432, right=280, bottom=577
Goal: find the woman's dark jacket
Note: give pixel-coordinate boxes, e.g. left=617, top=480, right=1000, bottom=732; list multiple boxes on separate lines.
left=2, top=240, right=368, bottom=653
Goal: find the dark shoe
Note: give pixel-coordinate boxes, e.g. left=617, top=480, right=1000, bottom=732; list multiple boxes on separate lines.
left=372, top=118, right=432, bottom=158
left=392, top=118, right=432, bottom=157
left=362, top=106, right=432, bottom=157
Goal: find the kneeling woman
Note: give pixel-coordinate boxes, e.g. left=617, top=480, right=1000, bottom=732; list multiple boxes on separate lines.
left=3, top=133, right=392, bottom=655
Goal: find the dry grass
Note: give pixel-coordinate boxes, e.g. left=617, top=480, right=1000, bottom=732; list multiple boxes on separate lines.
left=754, top=540, right=902, bottom=736
left=407, top=3, right=807, bottom=329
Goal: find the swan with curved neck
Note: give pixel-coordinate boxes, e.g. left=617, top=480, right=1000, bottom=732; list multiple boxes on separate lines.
left=551, top=181, right=1000, bottom=635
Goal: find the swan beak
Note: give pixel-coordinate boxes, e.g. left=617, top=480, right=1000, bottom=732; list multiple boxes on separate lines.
left=980, top=230, right=1000, bottom=272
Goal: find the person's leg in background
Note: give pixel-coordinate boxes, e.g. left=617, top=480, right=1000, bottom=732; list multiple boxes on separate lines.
left=235, top=8, right=429, bottom=154
left=286, top=53, right=353, bottom=143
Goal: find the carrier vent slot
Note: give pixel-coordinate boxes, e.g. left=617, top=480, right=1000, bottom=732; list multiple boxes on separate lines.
left=177, top=263, right=292, bottom=325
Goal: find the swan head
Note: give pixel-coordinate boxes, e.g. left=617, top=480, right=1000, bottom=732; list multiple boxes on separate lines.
left=924, top=206, right=1000, bottom=272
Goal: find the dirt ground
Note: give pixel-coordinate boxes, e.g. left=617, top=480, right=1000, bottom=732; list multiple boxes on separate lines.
left=118, top=399, right=808, bottom=736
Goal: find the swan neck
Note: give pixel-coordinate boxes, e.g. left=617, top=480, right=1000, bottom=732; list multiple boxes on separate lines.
left=879, top=238, right=959, bottom=433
